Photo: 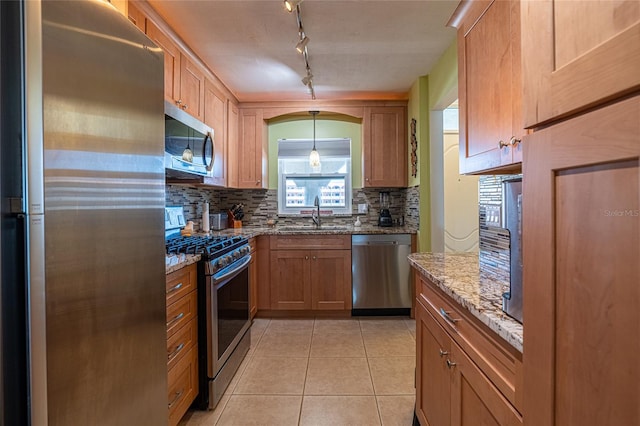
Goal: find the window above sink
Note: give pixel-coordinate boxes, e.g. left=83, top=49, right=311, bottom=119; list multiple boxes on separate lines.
left=277, top=138, right=352, bottom=216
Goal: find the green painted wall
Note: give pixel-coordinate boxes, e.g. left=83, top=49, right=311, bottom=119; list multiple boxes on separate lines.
left=267, top=118, right=362, bottom=190
left=411, top=40, right=458, bottom=252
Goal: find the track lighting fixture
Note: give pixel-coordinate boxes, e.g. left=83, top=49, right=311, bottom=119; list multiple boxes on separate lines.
left=301, top=71, right=313, bottom=86
left=295, top=36, right=310, bottom=54
left=284, top=0, right=316, bottom=99
left=283, top=0, right=303, bottom=13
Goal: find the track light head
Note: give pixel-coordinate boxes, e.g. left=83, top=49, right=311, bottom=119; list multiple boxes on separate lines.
left=284, top=0, right=302, bottom=13
left=301, top=73, right=313, bottom=86
left=295, top=36, right=310, bottom=54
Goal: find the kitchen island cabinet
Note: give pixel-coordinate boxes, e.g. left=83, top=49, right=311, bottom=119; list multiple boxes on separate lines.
left=166, top=263, right=198, bottom=426
left=521, top=0, right=640, bottom=128
left=269, top=235, right=351, bottom=313
left=362, top=106, right=407, bottom=187
left=449, top=0, right=523, bottom=174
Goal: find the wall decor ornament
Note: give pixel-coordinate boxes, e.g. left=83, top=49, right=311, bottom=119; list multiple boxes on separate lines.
left=410, top=118, right=418, bottom=178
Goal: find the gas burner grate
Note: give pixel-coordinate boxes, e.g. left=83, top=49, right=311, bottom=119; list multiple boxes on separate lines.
left=165, top=235, right=247, bottom=259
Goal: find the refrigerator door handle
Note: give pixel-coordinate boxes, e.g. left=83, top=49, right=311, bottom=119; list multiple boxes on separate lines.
left=25, top=1, right=48, bottom=424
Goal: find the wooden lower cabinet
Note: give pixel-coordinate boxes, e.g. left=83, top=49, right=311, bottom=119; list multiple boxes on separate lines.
left=269, top=236, right=351, bottom=312
left=249, top=237, right=258, bottom=319
left=416, top=289, right=522, bottom=426
left=166, top=264, right=198, bottom=426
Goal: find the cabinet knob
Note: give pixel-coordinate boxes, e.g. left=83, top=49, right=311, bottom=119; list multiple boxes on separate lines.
left=509, top=136, right=521, bottom=147
left=181, top=104, right=188, bottom=110
left=176, top=99, right=182, bottom=105
left=256, top=180, right=261, bottom=185
left=446, top=359, right=456, bottom=369
left=498, top=140, right=509, bottom=149
left=439, top=349, right=448, bottom=358
left=305, top=255, right=309, bottom=260
left=312, top=256, right=316, bottom=260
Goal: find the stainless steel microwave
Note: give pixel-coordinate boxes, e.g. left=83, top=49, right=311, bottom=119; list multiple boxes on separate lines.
left=164, top=101, right=215, bottom=178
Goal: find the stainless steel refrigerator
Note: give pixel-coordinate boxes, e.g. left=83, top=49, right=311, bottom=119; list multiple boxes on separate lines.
left=1, top=1, right=167, bottom=424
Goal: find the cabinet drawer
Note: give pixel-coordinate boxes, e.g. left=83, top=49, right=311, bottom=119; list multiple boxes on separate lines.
left=167, top=291, right=197, bottom=338
left=166, top=264, right=197, bottom=306
left=419, top=276, right=521, bottom=411
left=168, top=344, right=198, bottom=426
left=270, top=235, right=350, bottom=250
left=167, top=318, right=197, bottom=371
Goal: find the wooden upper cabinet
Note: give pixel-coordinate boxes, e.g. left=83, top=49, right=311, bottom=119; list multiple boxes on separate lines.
left=146, top=20, right=181, bottom=105
left=126, top=1, right=145, bottom=32
left=229, top=108, right=267, bottom=189
left=362, top=106, right=407, bottom=187
left=523, top=96, right=640, bottom=426
left=203, top=79, right=227, bottom=187
left=179, top=54, right=205, bottom=121
left=522, top=0, right=640, bottom=128
left=451, top=0, right=523, bottom=174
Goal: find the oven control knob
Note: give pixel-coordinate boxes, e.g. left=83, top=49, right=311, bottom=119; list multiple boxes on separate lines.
left=214, top=259, right=222, bottom=269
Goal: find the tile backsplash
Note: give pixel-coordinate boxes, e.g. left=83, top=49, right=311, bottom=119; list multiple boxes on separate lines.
left=166, top=185, right=420, bottom=230
left=478, top=175, right=522, bottom=280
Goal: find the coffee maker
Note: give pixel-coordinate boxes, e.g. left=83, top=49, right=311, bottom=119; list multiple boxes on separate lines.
left=378, top=191, right=393, bottom=227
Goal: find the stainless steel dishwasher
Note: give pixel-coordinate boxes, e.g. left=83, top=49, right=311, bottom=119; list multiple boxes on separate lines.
left=351, top=234, right=412, bottom=315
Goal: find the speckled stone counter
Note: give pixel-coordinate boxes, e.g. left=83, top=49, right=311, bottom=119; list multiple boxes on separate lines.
left=408, top=252, right=523, bottom=353
left=165, top=254, right=200, bottom=275
left=165, top=225, right=416, bottom=274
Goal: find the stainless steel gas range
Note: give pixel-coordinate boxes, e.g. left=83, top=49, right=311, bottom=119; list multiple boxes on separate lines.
left=165, top=207, right=251, bottom=410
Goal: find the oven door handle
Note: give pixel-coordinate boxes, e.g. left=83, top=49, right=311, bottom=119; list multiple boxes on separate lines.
left=213, top=255, right=251, bottom=287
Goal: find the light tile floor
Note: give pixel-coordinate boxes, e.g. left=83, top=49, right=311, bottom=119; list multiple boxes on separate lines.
left=180, top=317, right=417, bottom=426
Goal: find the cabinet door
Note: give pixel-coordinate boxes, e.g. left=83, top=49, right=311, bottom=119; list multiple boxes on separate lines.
left=270, top=250, right=311, bottom=310
left=309, top=249, right=352, bottom=310
left=232, top=108, right=267, bottom=189
left=522, top=0, right=640, bottom=128
left=450, top=343, right=522, bottom=426
left=457, top=0, right=522, bottom=174
left=523, top=96, right=639, bottom=425
left=126, top=1, right=145, bottom=32
left=362, top=106, right=407, bottom=187
left=416, top=299, right=452, bottom=426
left=204, top=79, right=227, bottom=187
left=226, top=101, right=239, bottom=187
left=146, top=20, right=181, bottom=104
left=179, top=54, right=205, bottom=121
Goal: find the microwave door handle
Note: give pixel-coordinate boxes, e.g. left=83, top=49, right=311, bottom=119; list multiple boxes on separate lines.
left=203, top=133, right=214, bottom=172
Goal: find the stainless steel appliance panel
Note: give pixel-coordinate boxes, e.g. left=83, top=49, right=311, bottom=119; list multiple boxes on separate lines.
left=502, top=178, right=523, bottom=323
left=41, top=1, right=166, bottom=424
left=352, top=234, right=412, bottom=312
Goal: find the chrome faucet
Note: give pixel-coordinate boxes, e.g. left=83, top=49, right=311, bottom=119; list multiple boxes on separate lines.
left=311, top=195, right=321, bottom=227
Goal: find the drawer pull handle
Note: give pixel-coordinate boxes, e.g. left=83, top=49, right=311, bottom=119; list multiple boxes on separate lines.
left=439, top=308, right=459, bottom=325
left=168, top=343, right=185, bottom=360
left=167, top=282, right=183, bottom=294
left=168, top=389, right=184, bottom=409
left=167, top=312, right=184, bottom=327
left=446, top=359, right=456, bottom=369
left=498, top=140, right=509, bottom=149
left=509, top=136, right=521, bottom=146
left=439, top=349, right=448, bottom=357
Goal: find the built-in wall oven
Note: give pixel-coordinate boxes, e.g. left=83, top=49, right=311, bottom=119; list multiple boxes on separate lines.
left=165, top=207, right=251, bottom=410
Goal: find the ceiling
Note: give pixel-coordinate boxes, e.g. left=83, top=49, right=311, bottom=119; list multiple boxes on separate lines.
left=147, top=0, right=460, bottom=102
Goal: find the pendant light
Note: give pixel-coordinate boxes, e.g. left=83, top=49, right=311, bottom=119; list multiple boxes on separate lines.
left=309, top=111, right=320, bottom=167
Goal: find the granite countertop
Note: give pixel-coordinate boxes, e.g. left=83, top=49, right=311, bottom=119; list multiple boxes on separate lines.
left=408, top=252, right=523, bottom=353
left=166, top=224, right=417, bottom=274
